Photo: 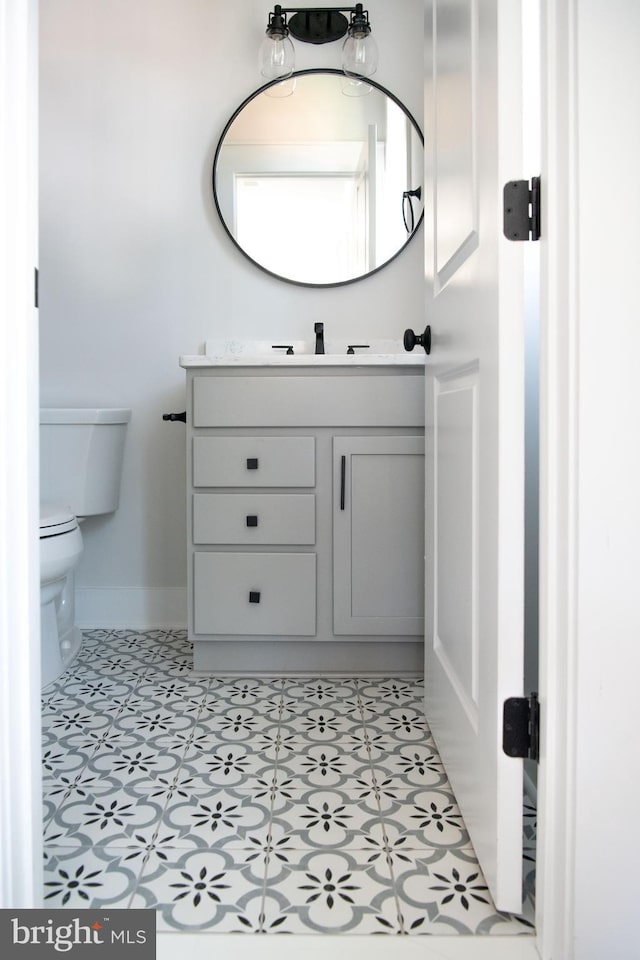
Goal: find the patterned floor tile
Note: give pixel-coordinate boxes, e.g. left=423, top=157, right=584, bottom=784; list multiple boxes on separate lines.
left=357, top=678, right=423, bottom=704
left=46, top=788, right=166, bottom=848
left=42, top=743, right=91, bottom=781
left=41, top=690, right=86, bottom=713
left=200, top=694, right=283, bottom=725
left=131, top=848, right=261, bottom=931
left=95, top=653, right=154, bottom=676
left=359, top=705, right=428, bottom=742
left=160, top=786, right=272, bottom=849
left=250, top=724, right=304, bottom=761
left=378, top=787, right=470, bottom=850
left=41, top=629, right=536, bottom=937
left=53, top=731, right=144, bottom=757
left=208, top=678, right=285, bottom=705
left=235, top=820, right=298, bottom=885
left=350, top=729, right=427, bottom=761
left=391, top=848, right=535, bottom=935
left=145, top=730, right=198, bottom=753
left=146, top=659, right=195, bottom=679
left=41, top=706, right=113, bottom=737
left=125, top=775, right=182, bottom=803
left=192, top=706, right=281, bottom=742
left=276, top=743, right=374, bottom=790
left=65, top=670, right=145, bottom=693
left=367, top=743, right=449, bottom=789
left=262, top=848, right=401, bottom=934
left=279, top=707, right=365, bottom=743
left=112, top=705, right=195, bottom=738
left=268, top=787, right=385, bottom=847
left=282, top=678, right=360, bottom=704
left=277, top=697, right=361, bottom=728
left=179, top=742, right=277, bottom=789
left=43, top=771, right=122, bottom=808
left=86, top=742, right=184, bottom=784
left=134, top=677, right=211, bottom=707
left=43, top=845, right=140, bottom=908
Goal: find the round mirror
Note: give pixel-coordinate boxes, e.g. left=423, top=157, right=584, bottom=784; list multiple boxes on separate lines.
left=212, top=69, right=424, bottom=287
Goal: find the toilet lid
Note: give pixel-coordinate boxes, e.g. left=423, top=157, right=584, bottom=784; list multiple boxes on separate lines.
left=40, top=503, right=78, bottom=537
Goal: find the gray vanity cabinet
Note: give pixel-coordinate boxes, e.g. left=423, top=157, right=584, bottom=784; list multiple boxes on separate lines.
left=184, top=366, right=425, bottom=675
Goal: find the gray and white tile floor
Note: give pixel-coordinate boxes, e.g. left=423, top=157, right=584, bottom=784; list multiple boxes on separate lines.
left=41, top=629, right=535, bottom=935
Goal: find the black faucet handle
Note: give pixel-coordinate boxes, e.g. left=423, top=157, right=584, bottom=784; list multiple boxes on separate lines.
left=347, top=344, right=370, bottom=355
left=272, top=344, right=294, bottom=355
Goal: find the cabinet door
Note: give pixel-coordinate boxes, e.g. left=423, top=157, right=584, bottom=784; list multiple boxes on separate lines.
left=333, top=436, right=425, bottom=636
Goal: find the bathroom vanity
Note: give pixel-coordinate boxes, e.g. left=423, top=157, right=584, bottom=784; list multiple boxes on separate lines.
left=179, top=349, right=426, bottom=675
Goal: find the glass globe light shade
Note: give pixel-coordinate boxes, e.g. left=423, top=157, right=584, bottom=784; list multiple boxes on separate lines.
left=342, top=32, right=379, bottom=79
left=258, top=34, right=295, bottom=81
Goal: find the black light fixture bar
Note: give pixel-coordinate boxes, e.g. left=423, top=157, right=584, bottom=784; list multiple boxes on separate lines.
left=267, top=5, right=371, bottom=45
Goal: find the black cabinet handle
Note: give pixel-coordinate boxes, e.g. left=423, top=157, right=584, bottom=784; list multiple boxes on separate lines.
left=246, top=458, right=259, bottom=470
left=246, top=515, right=258, bottom=527
left=162, top=411, right=187, bottom=422
left=249, top=591, right=261, bottom=604
left=340, top=455, right=346, bottom=510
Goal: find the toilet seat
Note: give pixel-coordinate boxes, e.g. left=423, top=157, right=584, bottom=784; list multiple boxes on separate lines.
left=40, top=503, right=78, bottom=538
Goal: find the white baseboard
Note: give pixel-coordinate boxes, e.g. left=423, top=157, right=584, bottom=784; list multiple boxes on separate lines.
left=75, top=587, right=187, bottom=629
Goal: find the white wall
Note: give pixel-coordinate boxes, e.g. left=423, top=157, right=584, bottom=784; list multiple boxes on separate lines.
left=39, top=0, right=424, bottom=626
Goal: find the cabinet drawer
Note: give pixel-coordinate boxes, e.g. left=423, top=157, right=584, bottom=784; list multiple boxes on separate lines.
left=194, top=552, right=316, bottom=635
left=193, top=437, right=315, bottom=487
left=193, top=376, right=425, bottom=427
left=193, top=493, right=315, bottom=544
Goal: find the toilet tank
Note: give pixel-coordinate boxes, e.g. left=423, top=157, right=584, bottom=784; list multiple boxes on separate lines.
left=40, top=408, right=131, bottom=517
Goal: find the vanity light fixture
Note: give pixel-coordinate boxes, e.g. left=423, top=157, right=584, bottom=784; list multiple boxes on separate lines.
left=258, top=4, right=378, bottom=82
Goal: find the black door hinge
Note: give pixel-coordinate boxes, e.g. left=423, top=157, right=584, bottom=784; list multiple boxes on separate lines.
left=503, top=693, right=540, bottom=762
left=503, top=176, right=541, bottom=241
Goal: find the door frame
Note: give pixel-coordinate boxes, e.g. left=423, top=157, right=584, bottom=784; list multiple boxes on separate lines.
left=0, top=0, right=42, bottom=909
left=533, top=0, right=578, bottom=955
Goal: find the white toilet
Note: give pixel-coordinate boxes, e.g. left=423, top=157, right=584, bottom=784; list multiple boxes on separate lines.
left=39, top=408, right=131, bottom=688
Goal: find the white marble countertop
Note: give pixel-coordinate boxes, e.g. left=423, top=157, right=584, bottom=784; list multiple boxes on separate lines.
left=179, top=339, right=427, bottom=368
left=179, top=353, right=425, bottom=368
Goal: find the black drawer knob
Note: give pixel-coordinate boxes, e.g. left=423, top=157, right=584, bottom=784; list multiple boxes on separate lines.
left=246, top=515, right=258, bottom=527
left=249, top=591, right=261, bottom=604
left=246, top=458, right=259, bottom=470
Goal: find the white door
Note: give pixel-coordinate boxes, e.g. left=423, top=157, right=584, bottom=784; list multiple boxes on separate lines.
left=422, top=0, right=527, bottom=913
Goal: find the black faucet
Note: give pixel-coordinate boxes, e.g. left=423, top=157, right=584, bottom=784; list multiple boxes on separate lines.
left=314, top=322, right=325, bottom=355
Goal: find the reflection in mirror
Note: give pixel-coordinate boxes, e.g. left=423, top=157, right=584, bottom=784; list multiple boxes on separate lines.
left=213, top=70, right=423, bottom=287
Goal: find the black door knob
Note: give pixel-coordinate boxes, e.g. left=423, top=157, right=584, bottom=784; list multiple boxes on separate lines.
left=403, top=325, right=431, bottom=355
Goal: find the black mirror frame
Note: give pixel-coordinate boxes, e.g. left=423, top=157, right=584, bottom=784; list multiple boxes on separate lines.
left=211, top=68, right=424, bottom=289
